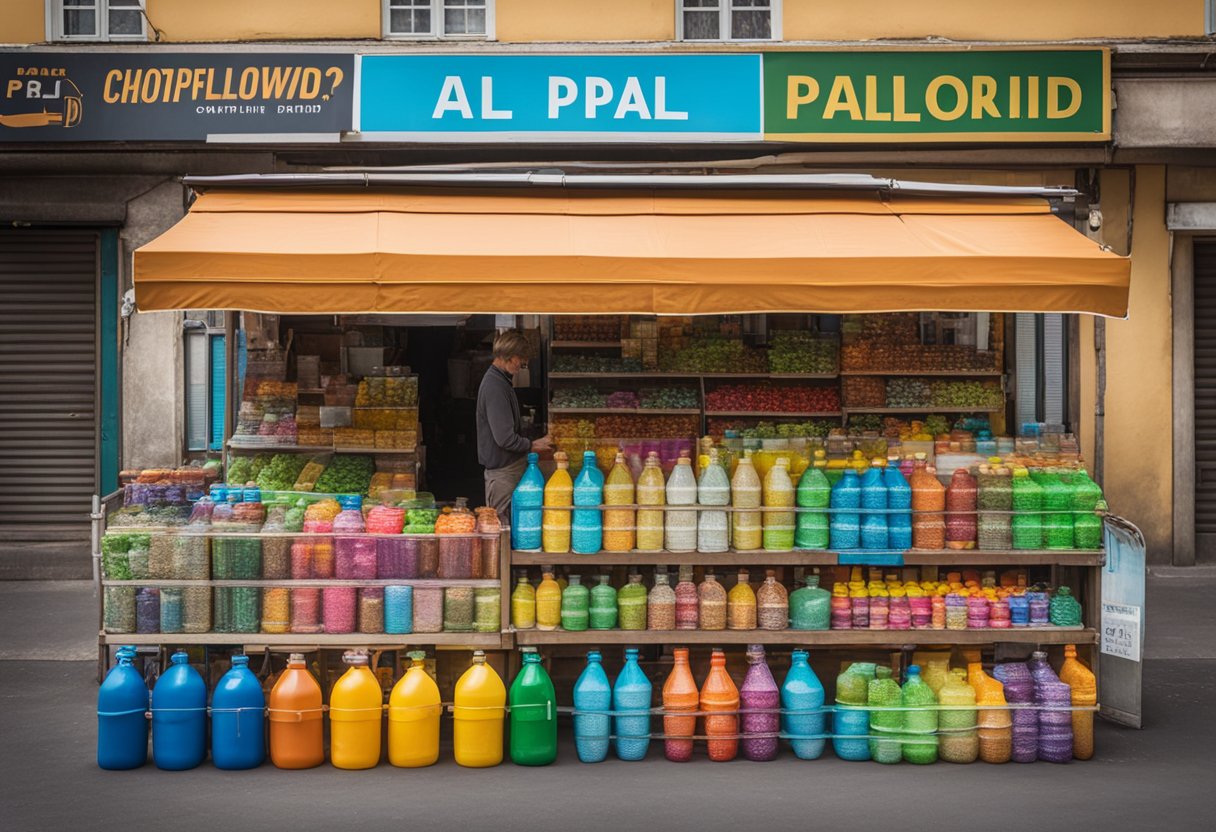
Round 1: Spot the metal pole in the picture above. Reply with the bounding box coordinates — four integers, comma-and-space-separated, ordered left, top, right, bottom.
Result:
1095, 317, 1106, 488
223, 311, 237, 481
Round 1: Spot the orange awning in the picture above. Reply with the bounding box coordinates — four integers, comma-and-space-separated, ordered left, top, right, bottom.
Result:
133, 187, 1130, 317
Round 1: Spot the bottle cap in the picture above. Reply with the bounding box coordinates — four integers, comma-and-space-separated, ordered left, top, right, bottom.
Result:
170, 651, 189, 665
342, 650, 369, 666
587, 650, 602, 662
288, 653, 306, 665
407, 651, 427, 663
231, 654, 249, 668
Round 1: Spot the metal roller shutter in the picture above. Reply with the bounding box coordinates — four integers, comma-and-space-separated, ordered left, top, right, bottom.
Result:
1194, 240, 1216, 558
0, 230, 98, 529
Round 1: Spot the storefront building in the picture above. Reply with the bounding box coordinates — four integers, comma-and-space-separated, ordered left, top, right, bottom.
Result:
2, 1, 1215, 576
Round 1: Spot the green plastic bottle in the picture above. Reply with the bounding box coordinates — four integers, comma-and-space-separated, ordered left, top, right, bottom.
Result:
901, 665, 939, 764
589, 574, 618, 630
795, 458, 831, 550
561, 575, 590, 632
789, 573, 831, 630
868, 666, 903, 764
618, 573, 648, 630
509, 647, 557, 766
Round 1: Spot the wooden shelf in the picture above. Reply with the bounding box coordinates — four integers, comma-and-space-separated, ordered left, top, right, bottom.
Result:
100, 631, 506, 648
512, 549, 1104, 567
550, 341, 622, 348
704, 411, 841, 418
226, 442, 416, 455
840, 370, 1003, 377
548, 372, 837, 381
843, 407, 1004, 415
513, 627, 1096, 647
549, 408, 701, 416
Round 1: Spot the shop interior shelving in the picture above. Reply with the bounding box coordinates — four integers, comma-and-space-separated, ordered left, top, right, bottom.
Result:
513, 627, 1094, 647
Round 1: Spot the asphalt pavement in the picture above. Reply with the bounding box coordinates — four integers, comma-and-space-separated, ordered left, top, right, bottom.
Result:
1, 577, 1214, 832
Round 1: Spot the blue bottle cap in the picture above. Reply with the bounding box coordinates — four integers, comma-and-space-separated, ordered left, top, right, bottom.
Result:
528, 452, 539, 463
170, 651, 190, 665
791, 649, 808, 661
116, 646, 137, 663
586, 650, 602, 662
231, 655, 249, 668
624, 647, 639, 660
907, 664, 921, 677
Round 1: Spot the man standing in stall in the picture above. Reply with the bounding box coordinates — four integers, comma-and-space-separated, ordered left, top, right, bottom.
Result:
476, 329, 552, 519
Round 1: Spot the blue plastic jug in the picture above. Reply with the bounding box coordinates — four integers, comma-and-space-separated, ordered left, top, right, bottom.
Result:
97, 645, 149, 770
572, 451, 604, 554
211, 654, 266, 770
829, 468, 861, 550
511, 453, 545, 550
613, 647, 652, 761
572, 650, 612, 763
151, 651, 208, 770
860, 464, 889, 549
883, 461, 913, 550
781, 649, 826, 760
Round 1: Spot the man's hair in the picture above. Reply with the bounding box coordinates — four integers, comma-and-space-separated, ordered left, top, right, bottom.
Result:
492, 329, 532, 361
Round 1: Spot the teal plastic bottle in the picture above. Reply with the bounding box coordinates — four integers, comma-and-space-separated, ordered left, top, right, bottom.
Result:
509, 647, 557, 766
572, 451, 604, 554
883, 460, 913, 550
97, 645, 149, 770
901, 665, 939, 764
789, 574, 831, 630
781, 649, 826, 760
868, 665, 903, 764
589, 574, 618, 630
829, 468, 862, 549
573, 651, 612, 763
795, 463, 831, 549
511, 453, 545, 550
613, 648, 653, 761
210, 654, 266, 770
860, 464, 889, 550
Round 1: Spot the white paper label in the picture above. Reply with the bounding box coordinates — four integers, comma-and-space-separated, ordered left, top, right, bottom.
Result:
1101, 602, 1142, 663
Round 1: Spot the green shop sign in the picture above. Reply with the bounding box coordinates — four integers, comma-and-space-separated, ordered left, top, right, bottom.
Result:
763, 50, 1109, 142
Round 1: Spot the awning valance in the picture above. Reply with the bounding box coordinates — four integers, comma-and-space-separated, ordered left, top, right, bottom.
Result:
133, 186, 1130, 317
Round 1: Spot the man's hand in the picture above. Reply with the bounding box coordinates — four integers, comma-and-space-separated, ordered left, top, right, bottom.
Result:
530, 434, 553, 453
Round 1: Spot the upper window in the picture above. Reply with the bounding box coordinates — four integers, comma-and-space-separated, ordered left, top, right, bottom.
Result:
384, 0, 495, 39
678, 0, 780, 41
50, 0, 147, 42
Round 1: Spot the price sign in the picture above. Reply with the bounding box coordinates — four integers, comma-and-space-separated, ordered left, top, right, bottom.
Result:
1101, 602, 1142, 663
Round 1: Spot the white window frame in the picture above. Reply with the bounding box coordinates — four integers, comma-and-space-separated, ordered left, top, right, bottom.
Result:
382, 0, 496, 41
676, 0, 782, 42
1207, 0, 1216, 37
47, 0, 148, 42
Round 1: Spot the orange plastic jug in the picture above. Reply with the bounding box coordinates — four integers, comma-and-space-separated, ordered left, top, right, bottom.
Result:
1059, 644, 1097, 760
700, 649, 740, 762
388, 651, 441, 768
453, 650, 507, 768
968, 661, 1012, 764
329, 651, 384, 770
662, 647, 700, 762
267, 653, 324, 769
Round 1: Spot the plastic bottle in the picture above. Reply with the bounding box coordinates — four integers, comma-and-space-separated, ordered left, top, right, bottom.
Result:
542, 453, 573, 553
211, 654, 266, 770
636, 452, 667, 552
968, 661, 1012, 764
535, 570, 562, 631
648, 571, 677, 630
740, 644, 780, 761
561, 574, 590, 632
782, 649, 826, 760
789, 573, 831, 630
511, 452, 545, 550
763, 457, 796, 551
795, 455, 831, 549
388, 651, 441, 768
510, 570, 536, 629
97, 645, 149, 770
674, 564, 699, 630
509, 647, 557, 766
699, 572, 727, 630
613, 647, 653, 761
618, 573, 648, 630
860, 460, 889, 550
572, 450, 605, 554
1011, 469, 1044, 549
701, 648, 740, 762
833, 662, 875, 761
1059, 645, 1097, 760
731, 453, 763, 550
1036, 469, 1075, 549
697, 448, 731, 553
603, 453, 636, 552
573, 650, 612, 763
329, 651, 382, 770
1029, 650, 1074, 763
589, 574, 618, 630
901, 665, 939, 764
993, 661, 1037, 763
756, 569, 789, 630
151, 651, 207, 771
937, 668, 979, 764
977, 464, 1014, 550
454, 650, 506, 768
884, 457, 913, 550
829, 468, 862, 550
1050, 586, 1083, 626
663, 648, 699, 762
911, 455, 946, 549
727, 569, 757, 630
867, 665, 903, 764
665, 453, 698, 552
268, 653, 324, 769
945, 468, 978, 549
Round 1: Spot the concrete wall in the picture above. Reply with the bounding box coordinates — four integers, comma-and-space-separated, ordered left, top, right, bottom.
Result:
146, 0, 379, 42
0, 0, 44, 44
498, 0, 674, 42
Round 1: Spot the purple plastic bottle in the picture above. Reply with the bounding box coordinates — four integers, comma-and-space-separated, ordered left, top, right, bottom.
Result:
993, 661, 1037, 763
740, 644, 780, 762
1028, 651, 1074, 763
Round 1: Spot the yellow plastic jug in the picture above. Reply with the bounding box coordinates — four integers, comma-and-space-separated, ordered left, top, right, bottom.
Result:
542, 452, 573, 553
967, 661, 1012, 764
636, 452, 667, 552
387, 651, 441, 768
453, 650, 507, 768
536, 571, 562, 631
329, 651, 383, 770
511, 570, 537, 629
1059, 644, 1097, 760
